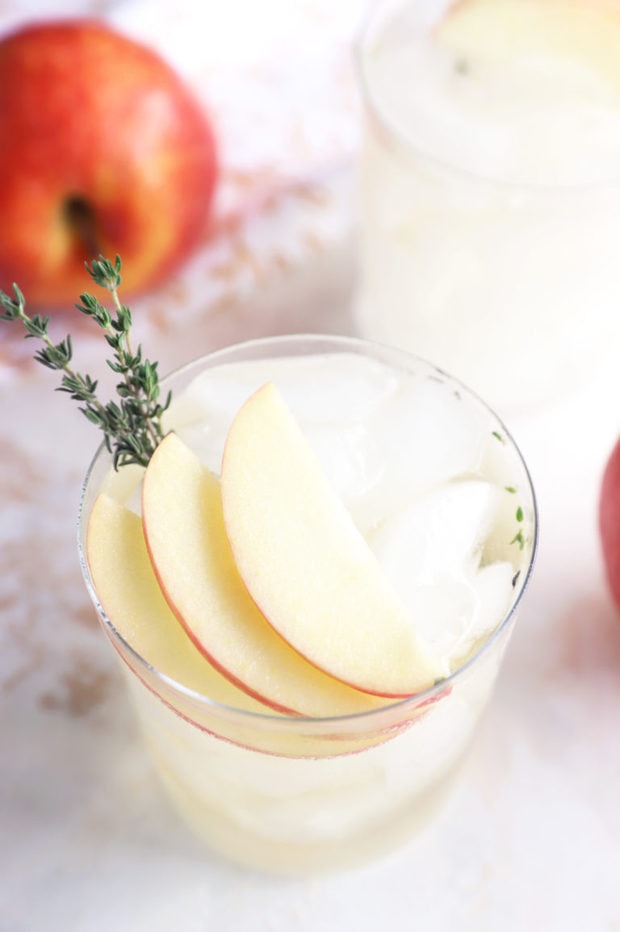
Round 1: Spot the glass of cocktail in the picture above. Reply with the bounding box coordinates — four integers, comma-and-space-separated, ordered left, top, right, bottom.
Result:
78, 333, 536, 874
356, 0, 620, 410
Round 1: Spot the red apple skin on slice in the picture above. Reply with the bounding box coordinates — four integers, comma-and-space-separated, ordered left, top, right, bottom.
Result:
220, 383, 441, 698
86, 494, 268, 713
141, 433, 393, 717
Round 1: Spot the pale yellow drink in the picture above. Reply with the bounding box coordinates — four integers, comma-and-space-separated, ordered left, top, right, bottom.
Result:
79, 335, 536, 874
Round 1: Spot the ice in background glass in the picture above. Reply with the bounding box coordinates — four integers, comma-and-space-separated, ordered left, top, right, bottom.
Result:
79, 335, 536, 874
356, 0, 620, 410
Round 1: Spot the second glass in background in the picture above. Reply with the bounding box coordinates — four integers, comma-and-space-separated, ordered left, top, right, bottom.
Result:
356, 0, 620, 411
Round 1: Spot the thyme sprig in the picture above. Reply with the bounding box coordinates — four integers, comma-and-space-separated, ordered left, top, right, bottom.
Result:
0, 255, 170, 469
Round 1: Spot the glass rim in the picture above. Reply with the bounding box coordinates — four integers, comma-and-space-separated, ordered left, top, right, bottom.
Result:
354, 0, 620, 195
77, 332, 538, 729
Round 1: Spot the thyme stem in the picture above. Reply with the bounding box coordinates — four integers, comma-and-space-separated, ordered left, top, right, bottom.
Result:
0, 255, 171, 469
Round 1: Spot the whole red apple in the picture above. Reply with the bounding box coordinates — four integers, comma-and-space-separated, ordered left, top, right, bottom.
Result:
600, 435, 620, 609
0, 19, 217, 307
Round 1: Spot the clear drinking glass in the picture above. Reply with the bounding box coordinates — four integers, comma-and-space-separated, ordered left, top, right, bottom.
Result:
356, 0, 620, 411
78, 334, 537, 874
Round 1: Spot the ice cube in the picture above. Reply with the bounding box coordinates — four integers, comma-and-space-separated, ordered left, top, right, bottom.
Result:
349, 377, 487, 532
174, 421, 227, 475
100, 463, 144, 511
274, 353, 398, 426
469, 561, 515, 642
301, 422, 373, 502
374, 566, 514, 678
370, 479, 501, 584
167, 353, 399, 484
439, 561, 515, 669
369, 479, 509, 671
177, 353, 397, 433
399, 581, 479, 677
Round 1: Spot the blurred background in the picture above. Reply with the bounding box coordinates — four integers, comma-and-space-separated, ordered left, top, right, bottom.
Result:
0, 0, 370, 376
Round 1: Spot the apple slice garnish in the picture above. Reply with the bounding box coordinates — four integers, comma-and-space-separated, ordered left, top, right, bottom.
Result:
141, 432, 393, 716
437, 0, 620, 84
86, 493, 268, 713
220, 383, 441, 697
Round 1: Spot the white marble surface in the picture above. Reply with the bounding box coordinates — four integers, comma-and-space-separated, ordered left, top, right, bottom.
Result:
2, 1, 620, 929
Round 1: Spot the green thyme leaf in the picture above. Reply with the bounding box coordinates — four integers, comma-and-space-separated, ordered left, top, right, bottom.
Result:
0, 255, 170, 469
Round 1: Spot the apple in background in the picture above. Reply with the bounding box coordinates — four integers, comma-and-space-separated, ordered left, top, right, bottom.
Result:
0, 19, 217, 307
600, 437, 620, 610
221, 383, 441, 698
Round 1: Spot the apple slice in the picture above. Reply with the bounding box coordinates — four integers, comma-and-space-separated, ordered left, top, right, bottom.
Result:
220, 383, 441, 697
437, 0, 620, 87
141, 432, 392, 716
86, 494, 268, 713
